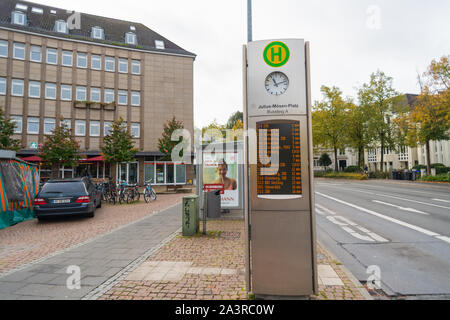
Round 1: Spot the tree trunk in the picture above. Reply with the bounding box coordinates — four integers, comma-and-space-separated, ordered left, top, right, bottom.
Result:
51, 163, 59, 179
334, 148, 339, 172
426, 140, 431, 175
380, 144, 384, 173
110, 162, 117, 184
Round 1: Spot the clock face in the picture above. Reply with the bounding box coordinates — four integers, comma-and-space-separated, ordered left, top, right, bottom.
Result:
265, 72, 289, 96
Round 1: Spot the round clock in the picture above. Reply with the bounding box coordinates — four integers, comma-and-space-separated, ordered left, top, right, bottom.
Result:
265, 72, 289, 96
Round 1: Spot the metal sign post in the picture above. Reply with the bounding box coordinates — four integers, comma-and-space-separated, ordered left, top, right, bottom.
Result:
244, 39, 317, 298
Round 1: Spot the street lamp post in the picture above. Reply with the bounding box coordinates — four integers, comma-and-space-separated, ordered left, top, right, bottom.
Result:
247, 0, 252, 42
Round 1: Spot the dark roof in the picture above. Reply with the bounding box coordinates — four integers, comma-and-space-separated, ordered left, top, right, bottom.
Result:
404, 93, 419, 110
0, 0, 195, 57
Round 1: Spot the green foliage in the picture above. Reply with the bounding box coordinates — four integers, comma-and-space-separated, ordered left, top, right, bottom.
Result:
318, 153, 332, 168
0, 108, 21, 151
40, 120, 81, 169
344, 166, 361, 173
101, 117, 138, 164
226, 111, 243, 129
158, 116, 185, 161
318, 172, 368, 180
420, 174, 450, 183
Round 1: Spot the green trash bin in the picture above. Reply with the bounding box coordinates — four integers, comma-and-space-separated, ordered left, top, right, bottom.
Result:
182, 195, 199, 236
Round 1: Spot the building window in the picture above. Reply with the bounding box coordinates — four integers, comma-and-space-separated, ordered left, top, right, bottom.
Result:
29, 81, 41, 98
144, 162, 186, 185
76, 86, 86, 101
44, 118, 56, 135
77, 52, 87, 68
55, 20, 68, 34
118, 162, 138, 184
13, 43, 25, 60
61, 119, 71, 130
125, 32, 137, 45
90, 121, 100, 137
0, 78, 6, 95
32, 7, 44, 14
105, 57, 115, 72
46, 48, 58, 64
27, 117, 39, 134
91, 55, 101, 70
62, 51, 73, 66
11, 116, 22, 133
91, 27, 105, 40
0, 40, 8, 57
131, 123, 140, 138
155, 40, 165, 50
118, 90, 128, 105
90, 87, 101, 102
11, 79, 24, 96
12, 11, 27, 26
104, 122, 112, 136
30, 45, 42, 62
104, 89, 115, 103
45, 83, 57, 99
131, 92, 140, 106
118, 58, 128, 73
61, 85, 72, 101
75, 120, 86, 136
131, 60, 141, 75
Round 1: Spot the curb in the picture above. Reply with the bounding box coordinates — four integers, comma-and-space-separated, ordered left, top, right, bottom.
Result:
317, 240, 373, 301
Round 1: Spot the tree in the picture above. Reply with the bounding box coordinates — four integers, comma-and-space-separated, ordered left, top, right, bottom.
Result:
158, 116, 185, 161
101, 117, 138, 181
312, 86, 349, 172
345, 103, 372, 171
318, 153, 332, 171
0, 108, 21, 151
226, 111, 243, 130
40, 119, 81, 178
358, 70, 402, 172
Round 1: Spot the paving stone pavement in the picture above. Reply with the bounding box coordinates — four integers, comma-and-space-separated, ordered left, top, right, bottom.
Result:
0, 203, 183, 300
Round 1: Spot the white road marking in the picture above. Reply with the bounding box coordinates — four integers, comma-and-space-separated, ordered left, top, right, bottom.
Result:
316, 203, 337, 215
372, 200, 430, 215
315, 207, 326, 216
432, 199, 450, 203
356, 226, 389, 242
341, 226, 375, 242
327, 187, 450, 210
316, 192, 450, 244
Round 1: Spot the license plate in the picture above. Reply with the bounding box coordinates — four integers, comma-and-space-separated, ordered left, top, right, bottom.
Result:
52, 199, 71, 204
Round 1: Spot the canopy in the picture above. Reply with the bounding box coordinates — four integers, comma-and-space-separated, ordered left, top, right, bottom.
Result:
21, 156, 43, 162
80, 156, 105, 163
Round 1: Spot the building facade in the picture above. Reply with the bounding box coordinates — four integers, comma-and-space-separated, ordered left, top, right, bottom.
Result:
0, 0, 195, 187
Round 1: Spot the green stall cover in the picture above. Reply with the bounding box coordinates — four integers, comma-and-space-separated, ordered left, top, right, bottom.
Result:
0, 159, 39, 230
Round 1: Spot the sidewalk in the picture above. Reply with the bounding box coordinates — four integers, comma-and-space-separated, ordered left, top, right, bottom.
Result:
0, 199, 371, 300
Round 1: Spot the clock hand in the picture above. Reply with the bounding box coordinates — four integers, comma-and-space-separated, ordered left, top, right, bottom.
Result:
272, 78, 278, 87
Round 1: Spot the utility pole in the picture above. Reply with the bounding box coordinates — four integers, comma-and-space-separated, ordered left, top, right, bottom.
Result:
247, 0, 252, 42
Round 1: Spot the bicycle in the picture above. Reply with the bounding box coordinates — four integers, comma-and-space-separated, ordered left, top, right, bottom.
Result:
126, 183, 141, 203
117, 180, 128, 204
143, 180, 157, 203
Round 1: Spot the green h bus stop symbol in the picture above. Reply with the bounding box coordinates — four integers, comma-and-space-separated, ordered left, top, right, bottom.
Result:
263, 41, 290, 67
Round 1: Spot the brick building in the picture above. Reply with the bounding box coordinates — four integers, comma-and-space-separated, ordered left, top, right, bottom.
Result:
0, 0, 195, 187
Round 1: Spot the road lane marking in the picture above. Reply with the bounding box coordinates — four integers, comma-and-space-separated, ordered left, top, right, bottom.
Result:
324, 186, 450, 210
316, 204, 337, 215
341, 226, 375, 242
356, 226, 389, 242
436, 236, 450, 244
316, 192, 441, 238
372, 200, 430, 215
432, 199, 450, 203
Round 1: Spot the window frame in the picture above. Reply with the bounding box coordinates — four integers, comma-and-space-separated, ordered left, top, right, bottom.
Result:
131, 91, 141, 106
12, 11, 26, 26
55, 20, 69, 34
27, 117, 40, 135
91, 54, 102, 70
104, 121, 112, 136
13, 42, 25, 60
118, 90, 128, 105
91, 27, 105, 40
46, 48, 58, 65
130, 123, 140, 138
11, 116, 22, 134
0, 77, 6, 95
0, 40, 8, 58
77, 52, 87, 68
11, 79, 24, 97
61, 50, 73, 67
45, 83, 57, 100
105, 57, 115, 72
131, 60, 141, 75
44, 118, 56, 135
28, 81, 41, 98
125, 32, 137, 45
75, 120, 86, 136
90, 121, 100, 137
61, 85, 72, 101
104, 89, 115, 103
90, 87, 101, 103
30, 45, 42, 62
76, 86, 87, 101
118, 58, 128, 73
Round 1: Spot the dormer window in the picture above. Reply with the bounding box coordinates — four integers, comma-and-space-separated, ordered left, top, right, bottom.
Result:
91, 27, 104, 40
155, 40, 165, 50
55, 20, 69, 34
12, 11, 27, 26
125, 32, 137, 45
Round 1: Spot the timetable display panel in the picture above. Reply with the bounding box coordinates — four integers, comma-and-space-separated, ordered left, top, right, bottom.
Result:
256, 121, 302, 196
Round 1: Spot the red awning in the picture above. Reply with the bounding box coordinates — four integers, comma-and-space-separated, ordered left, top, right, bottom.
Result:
80, 156, 105, 163
21, 156, 43, 162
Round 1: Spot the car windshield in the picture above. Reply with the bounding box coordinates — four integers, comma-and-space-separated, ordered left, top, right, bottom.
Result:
40, 182, 86, 195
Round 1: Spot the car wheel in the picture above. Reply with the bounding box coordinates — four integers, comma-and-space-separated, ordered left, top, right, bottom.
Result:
86, 210, 95, 218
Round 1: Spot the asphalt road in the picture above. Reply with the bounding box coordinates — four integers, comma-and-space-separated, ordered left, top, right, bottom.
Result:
314, 179, 450, 299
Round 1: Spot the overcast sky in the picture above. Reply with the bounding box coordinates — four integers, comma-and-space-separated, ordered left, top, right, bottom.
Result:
30, 0, 450, 128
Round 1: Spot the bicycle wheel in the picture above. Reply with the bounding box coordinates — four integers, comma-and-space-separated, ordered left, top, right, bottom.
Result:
119, 191, 126, 204
151, 190, 157, 201
126, 190, 134, 204
144, 189, 150, 203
